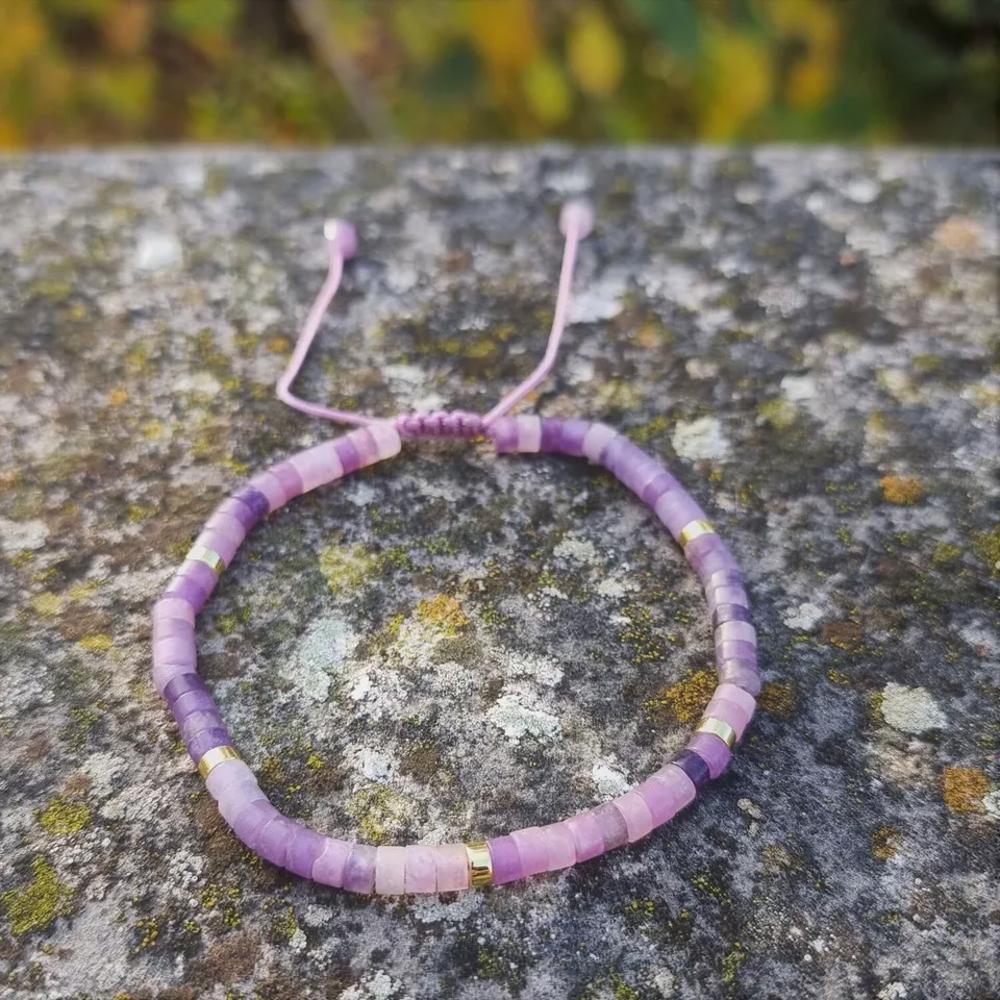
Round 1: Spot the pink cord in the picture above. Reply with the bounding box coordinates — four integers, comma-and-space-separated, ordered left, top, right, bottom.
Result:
275, 201, 594, 429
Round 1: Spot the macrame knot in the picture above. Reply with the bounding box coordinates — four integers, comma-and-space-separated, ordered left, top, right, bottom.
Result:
395, 411, 486, 439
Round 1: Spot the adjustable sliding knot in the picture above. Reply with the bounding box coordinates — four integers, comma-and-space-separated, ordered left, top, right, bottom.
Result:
395, 411, 486, 440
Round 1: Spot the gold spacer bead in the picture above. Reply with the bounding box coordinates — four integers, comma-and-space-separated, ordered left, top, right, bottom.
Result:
465, 841, 493, 889
198, 745, 241, 780
697, 716, 737, 750
678, 519, 716, 548
187, 543, 226, 575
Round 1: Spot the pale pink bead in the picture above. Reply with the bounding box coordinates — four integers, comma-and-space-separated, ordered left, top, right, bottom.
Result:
634, 776, 680, 827
708, 585, 748, 610
717, 682, 757, 717
540, 822, 577, 870
435, 844, 469, 892
613, 790, 654, 843
566, 811, 605, 862
205, 759, 255, 800
510, 827, 549, 876
403, 845, 437, 894
651, 765, 697, 812
203, 512, 246, 551
715, 620, 756, 645
515, 415, 542, 452
153, 596, 195, 625
367, 421, 402, 460
288, 441, 343, 493
312, 837, 352, 887
582, 423, 616, 462
249, 471, 285, 511
374, 846, 407, 895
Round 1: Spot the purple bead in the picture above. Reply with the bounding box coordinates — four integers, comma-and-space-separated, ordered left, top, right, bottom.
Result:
185, 726, 231, 762
553, 419, 588, 456
284, 824, 327, 878
593, 803, 629, 851
171, 689, 217, 721
719, 659, 762, 696
256, 816, 296, 867
716, 639, 756, 663
271, 461, 303, 501
163, 672, 208, 705
687, 732, 732, 779
640, 471, 680, 507
671, 749, 710, 789
487, 835, 523, 885
489, 417, 518, 453
334, 438, 361, 475
152, 616, 194, 644
713, 604, 752, 627
179, 709, 225, 742
230, 799, 278, 848
165, 570, 210, 613
233, 486, 270, 523
539, 418, 564, 453
342, 844, 377, 894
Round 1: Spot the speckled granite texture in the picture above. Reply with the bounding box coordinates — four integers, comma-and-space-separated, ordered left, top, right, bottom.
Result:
0, 148, 998, 1000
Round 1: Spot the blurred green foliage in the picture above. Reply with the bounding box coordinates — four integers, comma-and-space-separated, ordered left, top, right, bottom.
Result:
0, 0, 995, 148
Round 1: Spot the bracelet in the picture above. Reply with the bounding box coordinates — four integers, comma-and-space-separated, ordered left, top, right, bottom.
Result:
153, 202, 761, 895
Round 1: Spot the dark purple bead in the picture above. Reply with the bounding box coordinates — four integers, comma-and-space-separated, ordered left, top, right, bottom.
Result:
486, 835, 523, 885
180, 709, 226, 742
165, 573, 209, 612
284, 824, 327, 878
163, 672, 208, 705
334, 438, 361, 474
671, 749, 710, 789
272, 462, 303, 499
185, 726, 232, 762
539, 419, 563, 452
233, 486, 270, 523
640, 471, 679, 507
557, 419, 591, 456
713, 604, 752, 628
171, 689, 218, 722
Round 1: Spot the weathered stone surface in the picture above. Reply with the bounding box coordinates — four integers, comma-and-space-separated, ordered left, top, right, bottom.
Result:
0, 148, 997, 999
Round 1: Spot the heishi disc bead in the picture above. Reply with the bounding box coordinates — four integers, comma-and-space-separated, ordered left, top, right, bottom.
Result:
231, 799, 279, 847
366, 421, 402, 460
592, 802, 629, 851
565, 810, 605, 862
285, 823, 327, 878
403, 845, 438, 894
514, 414, 542, 452
153, 596, 195, 626
256, 816, 297, 867
651, 765, 697, 812
687, 732, 732, 779
634, 776, 681, 827
510, 827, 549, 876
612, 790, 655, 843
540, 822, 577, 870
581, 423, 616, 462
485, 836, 523, 885
375, 845, 407, 895
435, 844, 470, 892
269, 461, 304, 503
342, 844, 377, 894
287, 441, 343, 493
248, 470, 286, 511
312, 838, 353, 887
490, 417, 519, 453
718, 659, 762, 696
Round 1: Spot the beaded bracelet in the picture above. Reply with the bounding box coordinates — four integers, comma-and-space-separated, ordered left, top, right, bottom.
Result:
153, 202, 760, 895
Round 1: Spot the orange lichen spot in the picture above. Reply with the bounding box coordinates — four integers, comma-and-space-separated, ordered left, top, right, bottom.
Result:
821, 619, 863, 652
941, 767, 989, 814
880, 475, 926, 506
872, 825, 901, 860
417, 594, 468, 637
646, 669, 717, 726
266, 335, 292, 354
108, 387, 128, 406
759, 682, 795, 719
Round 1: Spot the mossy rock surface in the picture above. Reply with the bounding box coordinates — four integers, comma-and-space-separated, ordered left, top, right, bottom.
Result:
0, 148, 997, 998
